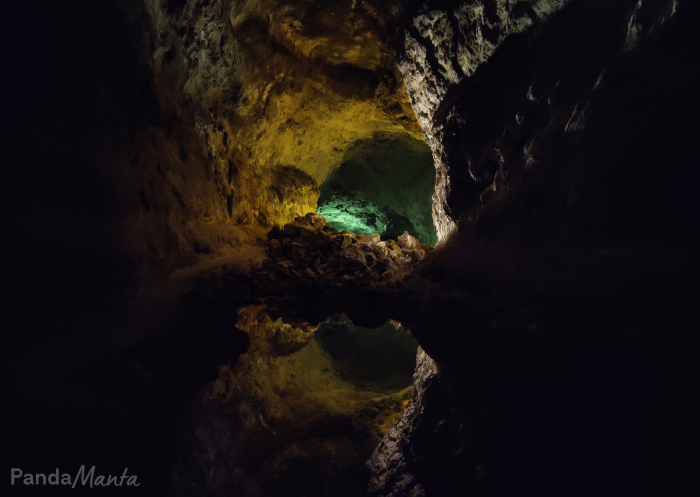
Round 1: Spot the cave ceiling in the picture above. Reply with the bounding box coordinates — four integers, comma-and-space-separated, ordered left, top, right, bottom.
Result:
149, 0, 422, 212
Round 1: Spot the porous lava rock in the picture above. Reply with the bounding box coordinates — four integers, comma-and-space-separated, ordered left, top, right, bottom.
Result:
399, 0, 576, 240
141, 0, 426, 243
7, 1, 700, 496
5, 0, 431, 290
265, 213, 428, 288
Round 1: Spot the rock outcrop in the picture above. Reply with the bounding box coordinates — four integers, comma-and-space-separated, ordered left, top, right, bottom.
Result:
186, 213, 430, 330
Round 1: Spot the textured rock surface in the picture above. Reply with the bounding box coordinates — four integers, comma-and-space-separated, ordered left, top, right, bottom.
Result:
400, 0, 568, 133
264, 213, 428, 289
4, 0, 430, 290
399, 0, 575, 241
141, 0, 425, 238
366, 0, 700, 495
186, 213, 430, 330
367, 348, 468, 497
4, 4, 431, 493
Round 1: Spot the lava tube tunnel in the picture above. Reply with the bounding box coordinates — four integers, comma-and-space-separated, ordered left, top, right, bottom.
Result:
9, 1, 700, 497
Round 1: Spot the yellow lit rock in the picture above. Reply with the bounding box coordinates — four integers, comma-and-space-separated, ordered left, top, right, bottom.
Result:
212, 305, 411, 441
136, 0, 426, 268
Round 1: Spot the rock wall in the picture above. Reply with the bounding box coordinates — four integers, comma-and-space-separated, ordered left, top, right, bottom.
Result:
134, 0, 426, 262
399, 0, 576, 241
136, 0, 441, 275
369, 0, 700, 495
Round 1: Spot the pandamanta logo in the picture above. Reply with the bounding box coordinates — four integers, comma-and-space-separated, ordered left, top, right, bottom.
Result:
11, 466, 140, 488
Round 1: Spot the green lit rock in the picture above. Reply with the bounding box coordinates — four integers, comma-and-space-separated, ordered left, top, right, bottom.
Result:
317, 134, 438, 245
317, 187, 417, 241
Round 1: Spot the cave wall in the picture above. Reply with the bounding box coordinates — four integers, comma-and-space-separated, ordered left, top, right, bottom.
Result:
399, 0, 700, 346
125, 0, 430, 280
398, 0, 576, 241
138, 0, 426, 254
369, 0, 700, 495
402, 0, 695, 247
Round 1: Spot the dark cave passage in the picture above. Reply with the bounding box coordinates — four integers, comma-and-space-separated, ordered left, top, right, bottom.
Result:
317, 135, 438, 246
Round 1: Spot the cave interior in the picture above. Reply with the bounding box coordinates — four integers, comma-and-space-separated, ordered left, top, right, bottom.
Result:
3, 0, 700, 496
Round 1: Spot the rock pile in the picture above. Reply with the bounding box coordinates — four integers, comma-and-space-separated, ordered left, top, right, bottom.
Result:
262, 213, 430, 289
185, 212, 431, 334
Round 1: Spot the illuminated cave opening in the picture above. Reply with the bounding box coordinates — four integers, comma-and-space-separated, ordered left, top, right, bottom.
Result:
317, 135, 438, 246
315, 319, 419, 392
